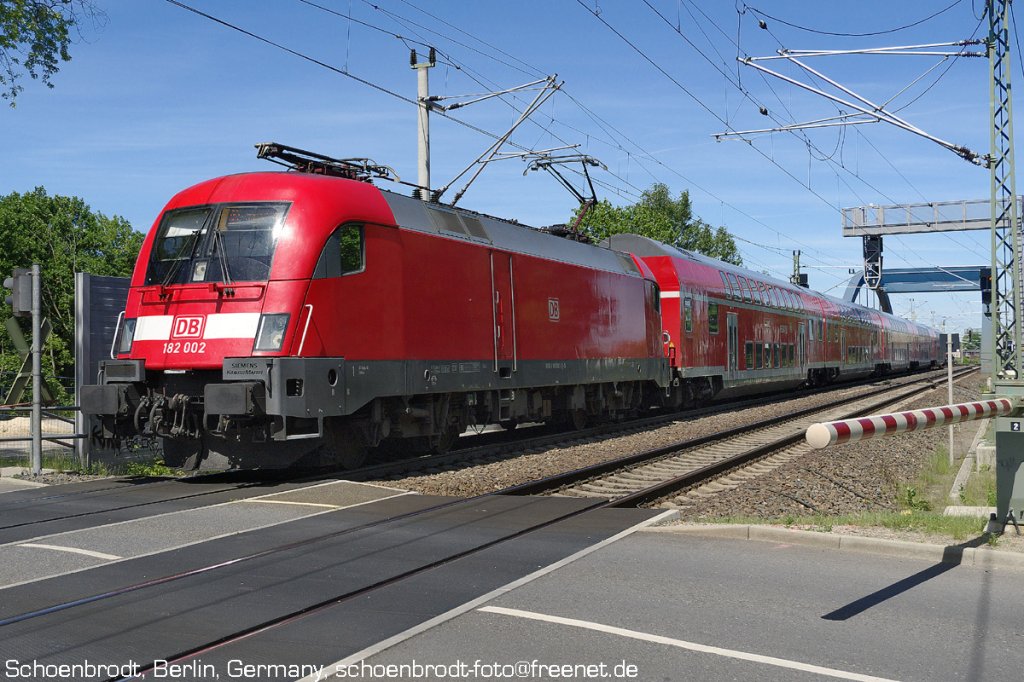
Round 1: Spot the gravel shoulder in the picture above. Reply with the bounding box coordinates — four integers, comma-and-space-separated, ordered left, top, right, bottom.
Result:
370, 373, 960, 499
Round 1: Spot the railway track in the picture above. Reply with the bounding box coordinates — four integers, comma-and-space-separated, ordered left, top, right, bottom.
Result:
0, 368, 963, 543
353, 366, 968, 484
0, 368, 976, 677
504, 366, 979, 508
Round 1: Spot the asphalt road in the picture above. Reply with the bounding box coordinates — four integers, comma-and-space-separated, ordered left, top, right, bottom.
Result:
348, 531, 1024, 682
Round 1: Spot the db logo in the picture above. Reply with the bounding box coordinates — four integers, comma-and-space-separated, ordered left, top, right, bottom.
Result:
171, 315, 205, 339
548, 298, 560, 321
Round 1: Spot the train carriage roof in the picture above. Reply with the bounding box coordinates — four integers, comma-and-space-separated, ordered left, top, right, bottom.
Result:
606, 233, 939, 337
382, 190, 653, 280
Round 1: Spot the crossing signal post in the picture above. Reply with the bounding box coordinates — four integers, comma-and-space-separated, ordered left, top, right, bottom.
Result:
3, 264, 42, 475
980, 266, 992, 314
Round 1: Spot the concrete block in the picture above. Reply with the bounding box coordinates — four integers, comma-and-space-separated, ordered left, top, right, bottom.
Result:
976, 444, 996, 471
652, 523, 750, 539
943, 505, 995, 518
646, 510, 681, 526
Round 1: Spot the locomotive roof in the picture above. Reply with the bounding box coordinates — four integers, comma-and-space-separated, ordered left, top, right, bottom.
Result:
157, 172, 653, 283
380, 188, 649, 279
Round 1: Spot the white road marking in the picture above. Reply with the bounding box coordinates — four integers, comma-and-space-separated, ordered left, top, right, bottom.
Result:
17, 543, 122, 561
297, 510, 679, 682
0, 488, 414, 591
479, 606, 899, 682
244, 500, 341, 509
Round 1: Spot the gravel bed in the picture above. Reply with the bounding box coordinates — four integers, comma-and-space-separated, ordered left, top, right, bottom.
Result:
369, 372, 957, 498
9, 471, 112, 485
675, 376, 985, 521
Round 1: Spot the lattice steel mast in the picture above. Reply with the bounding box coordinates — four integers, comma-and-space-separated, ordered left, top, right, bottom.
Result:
988, 0, 1021, 380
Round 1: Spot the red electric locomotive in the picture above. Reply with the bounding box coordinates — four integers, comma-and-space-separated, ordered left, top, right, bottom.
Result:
83, 159, 670, 469
609, 234, 941, 406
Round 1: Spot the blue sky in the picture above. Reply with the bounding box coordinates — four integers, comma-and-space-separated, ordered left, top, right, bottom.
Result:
0, 0, 1005, 332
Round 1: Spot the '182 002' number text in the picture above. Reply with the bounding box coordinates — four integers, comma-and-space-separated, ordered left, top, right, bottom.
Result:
163, 341, 206, 354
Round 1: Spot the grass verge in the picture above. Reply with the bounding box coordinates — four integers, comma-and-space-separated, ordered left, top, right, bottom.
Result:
708, 511, 988, 543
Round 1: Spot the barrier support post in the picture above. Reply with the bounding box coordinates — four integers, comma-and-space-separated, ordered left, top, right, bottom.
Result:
994, 414, 1024, 532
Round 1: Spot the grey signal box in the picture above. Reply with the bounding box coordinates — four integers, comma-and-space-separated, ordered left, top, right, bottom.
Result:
3, 268, 31, 317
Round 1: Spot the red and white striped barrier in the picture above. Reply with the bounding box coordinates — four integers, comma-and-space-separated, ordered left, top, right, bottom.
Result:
805, 399, 1013, 449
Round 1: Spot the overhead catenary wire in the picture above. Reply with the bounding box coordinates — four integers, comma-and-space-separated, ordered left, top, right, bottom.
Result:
165, 0, 637, 205
745, 0, 966, 38
344, 0, 859, 278
621, 1, 990, 291
574, 1, 853, 269
728, 5, 991, 266
169, 0, 864, 285
308, 0, 831, 275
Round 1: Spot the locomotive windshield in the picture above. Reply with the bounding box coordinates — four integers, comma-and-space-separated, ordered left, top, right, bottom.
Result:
145, 202, 290, 285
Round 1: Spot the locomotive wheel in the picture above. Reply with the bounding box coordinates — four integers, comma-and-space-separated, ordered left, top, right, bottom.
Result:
499, 419, 518, 431
431, 421, 461, 454
161, 437, 203, 471
570, 408, 587, 431
325, 420, 369, 470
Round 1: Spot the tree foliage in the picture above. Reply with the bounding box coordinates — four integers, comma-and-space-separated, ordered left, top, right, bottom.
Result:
572, 183, 743, 266
961, 328, 980, 352
0, 0, 102, 105
0, 187, 142, 399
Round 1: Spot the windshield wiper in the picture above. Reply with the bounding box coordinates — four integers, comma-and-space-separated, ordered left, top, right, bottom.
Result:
160, 230, 202, 287
210, 228, 233, 285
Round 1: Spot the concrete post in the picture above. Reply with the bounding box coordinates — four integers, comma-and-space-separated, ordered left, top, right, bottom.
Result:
411, 49, 435, 200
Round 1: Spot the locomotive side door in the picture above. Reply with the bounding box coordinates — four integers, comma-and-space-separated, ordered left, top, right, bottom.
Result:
490, 251, 517, 378
726, 312, 739, 379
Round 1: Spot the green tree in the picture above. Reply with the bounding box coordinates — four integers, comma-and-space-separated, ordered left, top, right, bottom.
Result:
0, 0, 103, 105
0, 187, 143, 400
573, 183, 743, 265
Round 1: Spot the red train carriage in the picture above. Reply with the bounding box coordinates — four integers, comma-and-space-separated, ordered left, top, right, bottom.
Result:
82, 172, 670, 469
607, 235, 940, 406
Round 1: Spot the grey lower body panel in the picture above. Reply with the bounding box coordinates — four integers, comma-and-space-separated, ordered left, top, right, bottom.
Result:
227, 356, 670, 418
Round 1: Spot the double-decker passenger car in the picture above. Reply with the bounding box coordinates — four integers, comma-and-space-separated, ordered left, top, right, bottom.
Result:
609, 234, 941, 407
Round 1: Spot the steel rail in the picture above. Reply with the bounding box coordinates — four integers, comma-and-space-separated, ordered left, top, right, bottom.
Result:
603, 367, 978, 508
351, 366, 963, 483
0, 369, 973, 677
503, 367, 976, 499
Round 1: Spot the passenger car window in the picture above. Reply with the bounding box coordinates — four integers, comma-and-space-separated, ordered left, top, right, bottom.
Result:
727, 273, 740, 300
738, 277, 752, 303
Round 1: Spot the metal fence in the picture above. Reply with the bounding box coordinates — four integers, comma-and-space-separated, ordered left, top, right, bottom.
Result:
0, 404, 163, 471
0, 404, 82, 469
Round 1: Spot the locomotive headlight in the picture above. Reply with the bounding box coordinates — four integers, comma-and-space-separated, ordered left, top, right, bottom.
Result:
254, 313, 290, 352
